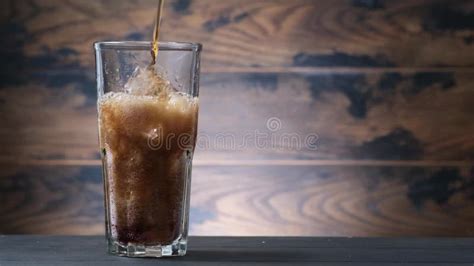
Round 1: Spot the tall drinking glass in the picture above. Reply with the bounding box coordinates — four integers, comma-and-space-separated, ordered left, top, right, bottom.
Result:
94, 41, 201, 257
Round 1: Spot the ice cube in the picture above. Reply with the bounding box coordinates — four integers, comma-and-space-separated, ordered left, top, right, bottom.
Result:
124, 65, 172, 97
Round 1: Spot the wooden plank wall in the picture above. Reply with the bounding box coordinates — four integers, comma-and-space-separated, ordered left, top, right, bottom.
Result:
0, 0, 473, 236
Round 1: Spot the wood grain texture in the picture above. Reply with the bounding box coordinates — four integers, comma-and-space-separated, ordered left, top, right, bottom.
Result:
0, 165, 473, 236
196, 71, 474, 161
1, 0, 473, 162
1, 0, 473, 237
1, 236, 474, 265
1, 71, 473, 162
1, 0, 473, 70
0, 166, 103, 234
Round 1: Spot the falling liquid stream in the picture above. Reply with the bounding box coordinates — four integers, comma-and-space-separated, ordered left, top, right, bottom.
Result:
151, 0, 165, 65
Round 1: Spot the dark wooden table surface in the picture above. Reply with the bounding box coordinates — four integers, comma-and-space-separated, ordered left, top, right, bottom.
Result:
1, 236, 474, 265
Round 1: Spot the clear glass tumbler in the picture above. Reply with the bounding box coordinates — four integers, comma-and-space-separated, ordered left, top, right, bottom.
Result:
94, 41, 201, 257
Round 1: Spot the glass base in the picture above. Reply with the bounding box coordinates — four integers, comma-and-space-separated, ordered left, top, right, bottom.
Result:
107, 239, 187, 257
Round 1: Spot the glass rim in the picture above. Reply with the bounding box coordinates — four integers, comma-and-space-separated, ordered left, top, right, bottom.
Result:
94, 41, 202, 52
